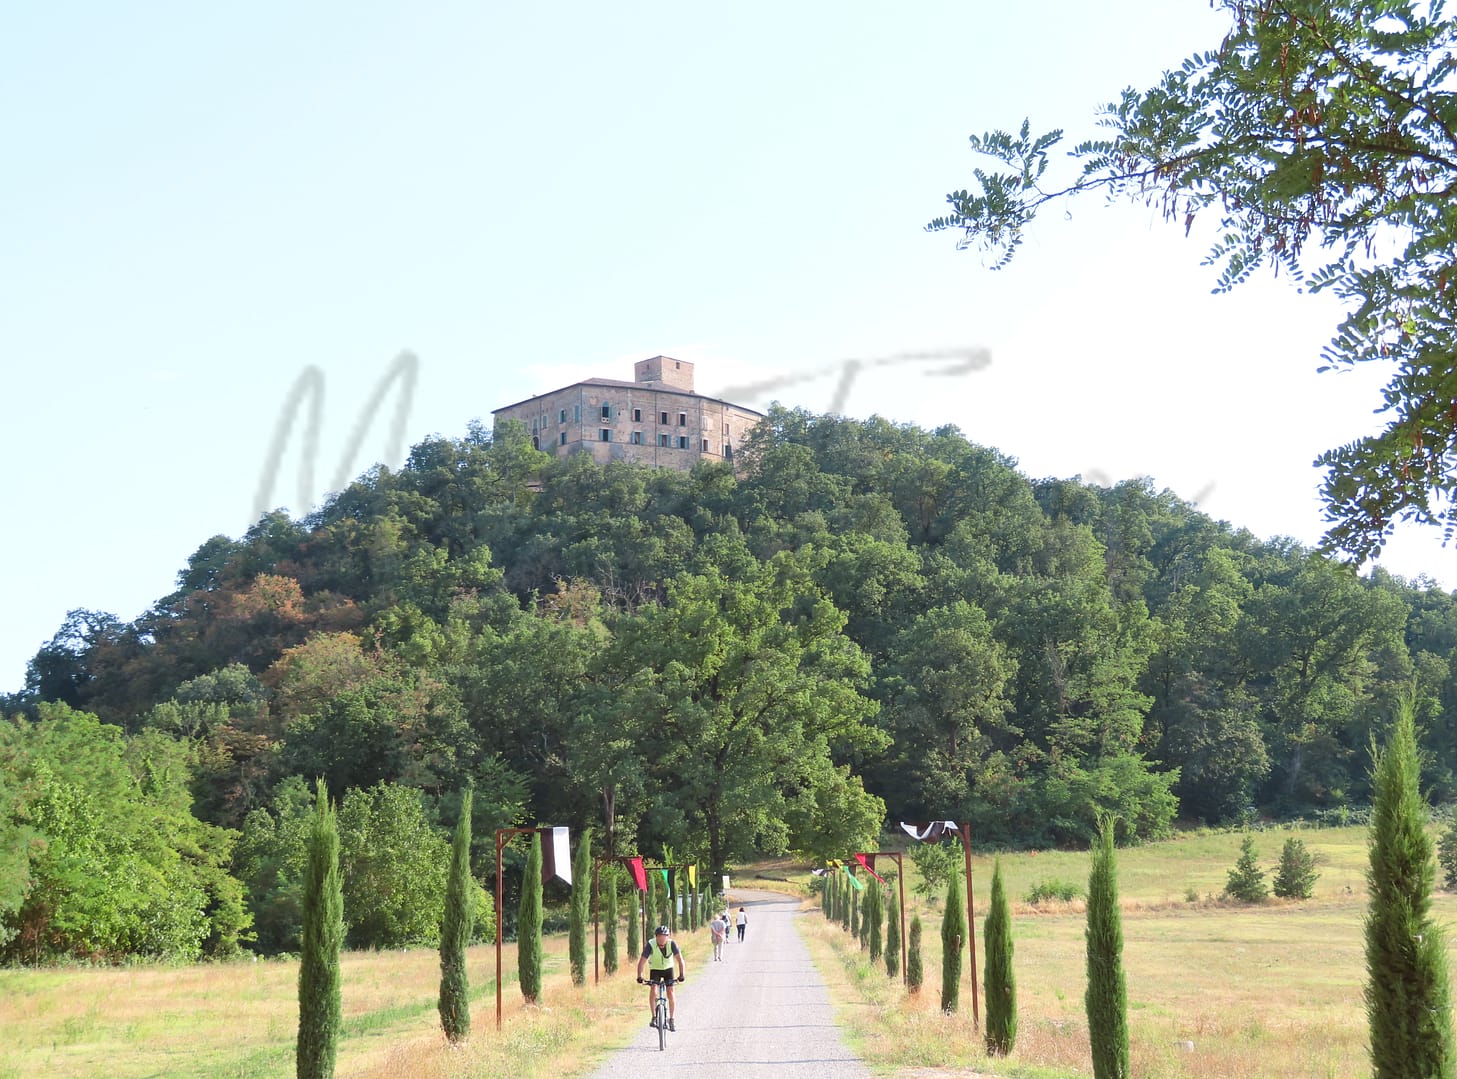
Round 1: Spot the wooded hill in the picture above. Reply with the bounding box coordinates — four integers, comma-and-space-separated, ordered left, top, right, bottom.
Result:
5, 406, 1455, 961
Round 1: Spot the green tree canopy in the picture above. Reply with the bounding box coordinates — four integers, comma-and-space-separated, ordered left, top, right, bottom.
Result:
930, 0, 1457, 564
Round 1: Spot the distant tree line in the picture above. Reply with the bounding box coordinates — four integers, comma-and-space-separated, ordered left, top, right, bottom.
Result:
4, 406, 1456, 959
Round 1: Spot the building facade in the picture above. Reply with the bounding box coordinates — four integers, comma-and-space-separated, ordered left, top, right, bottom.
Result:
491, 356, 763, 471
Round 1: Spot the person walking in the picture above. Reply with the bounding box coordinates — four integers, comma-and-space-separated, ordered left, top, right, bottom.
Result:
709, 914, 726, 961
735, 907, 748, 942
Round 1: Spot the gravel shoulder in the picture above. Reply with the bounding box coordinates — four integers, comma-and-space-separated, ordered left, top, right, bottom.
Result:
587, 887, 873, 1079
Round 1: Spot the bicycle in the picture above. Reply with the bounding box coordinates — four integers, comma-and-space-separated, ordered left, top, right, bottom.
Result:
637, 976, 682, 1051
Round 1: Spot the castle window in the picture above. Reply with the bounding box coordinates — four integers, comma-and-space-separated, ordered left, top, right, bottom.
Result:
560, 432, 567, 445
659, 411, 669, 425
633, 408, 642, 422
658, 433, 670, 447
574, 404, 581, 422
701, 438, 709, 451
678, 413, 687, 426
725, 444, 733, 461
560, 408, 567, 423
601, 403, 611, 420
677, 436, 688, 449
599, 429, 611, 442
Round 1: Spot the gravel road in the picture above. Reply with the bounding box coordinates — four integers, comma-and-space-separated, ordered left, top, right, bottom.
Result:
587, 888, 872, 1079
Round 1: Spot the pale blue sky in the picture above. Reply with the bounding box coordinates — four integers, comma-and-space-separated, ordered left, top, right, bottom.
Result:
3, 1, 1448, 692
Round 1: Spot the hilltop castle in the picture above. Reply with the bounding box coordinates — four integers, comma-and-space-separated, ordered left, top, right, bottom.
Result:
491, 356, 763, 471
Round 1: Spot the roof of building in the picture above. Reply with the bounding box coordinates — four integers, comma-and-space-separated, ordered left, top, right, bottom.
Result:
492, 377, 763, 417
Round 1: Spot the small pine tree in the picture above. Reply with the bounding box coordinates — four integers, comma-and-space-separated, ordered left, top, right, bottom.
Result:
297, 779, 342, 1079
1272, 837, 1319, 900
1085, 816, 1129, 1079
850, 884, 861, 941
438, 788, 474, 1044
1366, 696, 1456, 1078
1438, 822, 1457, 891
941, 867, 966, 1014
603, 870, 619, 975
984, 859, 1017, 1056
907, 914, 924, 993
518, 833, 544, 1004
885, 882, 901, 979
1225, 835, 1269, 902
569, 828, 593, 987
867, 882, 883, 964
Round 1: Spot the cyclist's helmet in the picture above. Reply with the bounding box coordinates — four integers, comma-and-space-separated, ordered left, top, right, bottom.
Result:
654, 925, 670, 936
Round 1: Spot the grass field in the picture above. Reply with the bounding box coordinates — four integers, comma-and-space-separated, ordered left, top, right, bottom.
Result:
798, 824, 1456, 1078
0, 825, 1446, 1078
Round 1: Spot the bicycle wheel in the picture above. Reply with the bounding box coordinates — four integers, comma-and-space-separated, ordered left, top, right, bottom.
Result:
656, 999, 667, 1051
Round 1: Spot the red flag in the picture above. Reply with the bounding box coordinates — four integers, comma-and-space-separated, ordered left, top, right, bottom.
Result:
854, 852, 886, 884
627, 856, 648, 893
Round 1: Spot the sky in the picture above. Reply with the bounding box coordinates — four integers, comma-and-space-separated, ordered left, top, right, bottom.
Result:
3, 1, 1452, 694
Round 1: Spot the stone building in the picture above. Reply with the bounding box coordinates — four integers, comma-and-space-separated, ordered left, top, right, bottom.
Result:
491, 356, 763, 471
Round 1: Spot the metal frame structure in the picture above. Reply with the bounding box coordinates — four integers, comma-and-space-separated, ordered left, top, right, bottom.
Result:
854, 851, 908, 983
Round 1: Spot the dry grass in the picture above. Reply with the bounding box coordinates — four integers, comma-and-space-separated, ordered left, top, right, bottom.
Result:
0, 828, 1443, 1079
0, 918, 715, 1079
796, 825, 1457, 1079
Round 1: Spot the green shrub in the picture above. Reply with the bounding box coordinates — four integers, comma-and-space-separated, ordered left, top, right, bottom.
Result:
1272, 837, 1319, 900
1025, 879, 1084, 904
1438, 823, 1457, 890
1224, 835, 1268, 902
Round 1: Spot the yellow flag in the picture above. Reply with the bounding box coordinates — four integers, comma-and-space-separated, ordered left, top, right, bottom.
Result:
688, 864, 698, 888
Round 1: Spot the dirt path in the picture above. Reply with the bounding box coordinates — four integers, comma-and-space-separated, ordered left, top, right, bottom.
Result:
587, 887, 872, 1078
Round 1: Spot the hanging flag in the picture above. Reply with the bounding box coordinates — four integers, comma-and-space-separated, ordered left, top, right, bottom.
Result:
842, 865, 864, 891
659, 868, 673, 897
810, 868, 829, 877
899, 821, 960, 843
854, 852, 886, 884
688, 864, 697, 889
627, 856, 648, 893
540, 826, 573, 885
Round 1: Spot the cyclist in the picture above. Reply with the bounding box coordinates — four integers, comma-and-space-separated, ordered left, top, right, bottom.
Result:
636, 924, 686, 1030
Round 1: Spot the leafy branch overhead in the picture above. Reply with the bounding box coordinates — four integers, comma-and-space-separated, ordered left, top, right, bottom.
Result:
928, 0, 1457, 564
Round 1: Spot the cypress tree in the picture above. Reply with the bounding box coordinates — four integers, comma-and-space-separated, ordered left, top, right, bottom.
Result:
984, 858, 1017, 1056
690, 874, 699, 930
840, 877, 852, 931
518, 833, 544, 1005
885, 882, 901, 979
1085, 816, 1129, 1079
569, 827, 593, 987
941, 867, 966, 1014
867, 882, 883, 964
626, 883, 641, 964
1366, 696, 1455, 1079
438, 787, 474, 1044
604, 869, 619, 975
824, 873, 835, 920
850, 884, 861, 941
297, 779, 342, 1079
907, 914, 923, 994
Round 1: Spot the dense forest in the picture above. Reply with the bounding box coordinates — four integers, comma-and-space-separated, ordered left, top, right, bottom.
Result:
4, 407, 1456, 962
